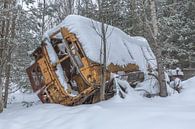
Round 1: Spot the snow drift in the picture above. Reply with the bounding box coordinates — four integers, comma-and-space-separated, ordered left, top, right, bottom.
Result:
0, 77, 195, 129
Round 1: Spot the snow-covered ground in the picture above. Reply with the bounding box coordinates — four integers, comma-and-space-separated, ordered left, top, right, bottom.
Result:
0, 77, 195, 129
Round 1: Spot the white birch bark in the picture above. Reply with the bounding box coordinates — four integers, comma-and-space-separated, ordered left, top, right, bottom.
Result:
149, 0, 167, 97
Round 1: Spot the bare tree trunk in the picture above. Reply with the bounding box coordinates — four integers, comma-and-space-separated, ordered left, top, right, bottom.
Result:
3, 8, 17, 108
97, 0, 107, 100
149, 0, 167, 97
0, 23, 4, 112
100, 22, 107, 101
41, 0, 46, 36
68, 0, 74, 14
0, 77, 3, 112
76, 0, 81, 15
3, 54, 11, 108
189, 54, 192, 69
0, 0, 10, 113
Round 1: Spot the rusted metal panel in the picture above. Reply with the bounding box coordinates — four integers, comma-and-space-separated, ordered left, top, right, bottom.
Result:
37, 57, 53, 84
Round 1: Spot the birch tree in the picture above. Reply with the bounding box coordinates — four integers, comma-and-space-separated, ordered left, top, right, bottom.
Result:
3, 4, 17, 107
148, 0, 167, 97
0, 0, 42, 109
96, 0, 107, 101
0, 74, 2, 112
0, 0, 11, 112
0, 0, 21, 108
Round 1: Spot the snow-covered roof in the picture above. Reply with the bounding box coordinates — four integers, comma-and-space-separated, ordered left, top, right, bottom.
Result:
44, 15, 156, 71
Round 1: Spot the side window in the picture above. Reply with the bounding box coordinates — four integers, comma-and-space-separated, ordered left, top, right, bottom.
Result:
70, 43, 84, 68
33, 65, 44, 87
28, 63, 45, 91
51, 39, 84, 69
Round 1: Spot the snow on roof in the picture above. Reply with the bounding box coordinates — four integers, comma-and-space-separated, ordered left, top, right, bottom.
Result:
44, 15, 156, 71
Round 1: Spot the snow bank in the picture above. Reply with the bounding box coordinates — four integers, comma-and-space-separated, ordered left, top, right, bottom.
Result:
1, 77, 195, 129
44, 15, 156, 71
178, 76, 195, 102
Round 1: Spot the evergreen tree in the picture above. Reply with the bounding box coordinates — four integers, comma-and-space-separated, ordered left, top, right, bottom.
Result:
158, 0, 195, 68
